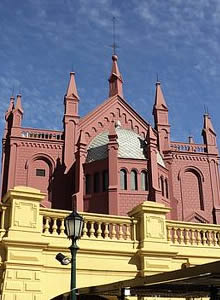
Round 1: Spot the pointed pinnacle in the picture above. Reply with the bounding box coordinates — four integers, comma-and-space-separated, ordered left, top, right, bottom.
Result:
66, 72, 79, 99
15, 94, 23, 112
154, 81, 168, 109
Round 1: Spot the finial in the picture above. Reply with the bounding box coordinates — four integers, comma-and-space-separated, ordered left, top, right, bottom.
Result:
110, 16, 119, 55
204, 105, 209, 116
156, 73, 160, 85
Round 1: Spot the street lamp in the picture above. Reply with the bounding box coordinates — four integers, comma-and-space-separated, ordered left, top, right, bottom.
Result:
65, 211, 84, 300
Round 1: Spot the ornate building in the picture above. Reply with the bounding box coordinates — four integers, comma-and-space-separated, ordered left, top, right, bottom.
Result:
1, 55, 220, 223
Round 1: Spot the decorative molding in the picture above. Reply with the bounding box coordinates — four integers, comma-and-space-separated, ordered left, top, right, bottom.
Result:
13, 201, 38, 228
146, 216, 165, 239
20, 141, 63, 150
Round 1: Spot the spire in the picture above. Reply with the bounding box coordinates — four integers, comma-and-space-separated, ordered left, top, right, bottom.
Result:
15, 94, 23, 113
5, 96, 15, 120
202, 113, 218, 154
152, 81, 170, 152
108, 55, 123, 98
203, 113, 216, 135
66, 72, 79, 99
153, 81, 168, 110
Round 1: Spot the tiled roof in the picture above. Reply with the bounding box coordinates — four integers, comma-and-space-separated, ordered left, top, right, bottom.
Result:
86, 128, 165, 167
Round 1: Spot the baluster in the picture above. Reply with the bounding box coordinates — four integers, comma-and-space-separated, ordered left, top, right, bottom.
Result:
111, 223, 116, 240
119, 224, 124, 240
96, 222, 102, 239
206, 230, 211, 246
0, 206, 6, 230
132, 219, 137, 242
82, 220, 88, 237
179, 228, 184, 244
89, 221, 95, 238
43, 216, 50, 234
191, 229, 196, 245
217, 231, 220, 246
201, 230, 207, 245
167, 226, 171, 242
173, 227, 178, 244
196, 229, 202, 245
52, 218, 58, 235
60, 218, 65, 236
212, 231, 217, 246
184, 229, 189, 245
125, 224, 130, 240
104, 223, 109, 239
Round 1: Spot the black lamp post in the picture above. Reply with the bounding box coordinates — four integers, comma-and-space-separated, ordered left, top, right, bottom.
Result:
65, 211, 84, 300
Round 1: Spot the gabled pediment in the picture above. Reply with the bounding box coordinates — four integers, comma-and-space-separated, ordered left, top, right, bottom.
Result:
78, 95, 149, 144
186, 211, 209, 224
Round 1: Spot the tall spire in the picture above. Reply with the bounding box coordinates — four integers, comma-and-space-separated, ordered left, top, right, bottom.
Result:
63, 72, 80, 170
5, 96, 15, 121
66, 72, 79, 99
108, 55, 123, 98
202, 113, 218, 154
152, 81, 170, 152
154, 81, 168, 110
15, 94, 23, 113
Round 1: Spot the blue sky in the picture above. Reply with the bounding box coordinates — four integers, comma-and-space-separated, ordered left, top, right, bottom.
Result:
1, 0, 220, 144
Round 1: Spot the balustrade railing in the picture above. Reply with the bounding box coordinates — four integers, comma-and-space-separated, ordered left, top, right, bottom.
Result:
40, 208, 137, 242
170, 142, 206, 153
167, 220, 220, 247
21, 128, 64, 141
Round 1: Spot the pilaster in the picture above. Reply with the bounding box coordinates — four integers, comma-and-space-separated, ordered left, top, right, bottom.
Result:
1, 186, 47, 300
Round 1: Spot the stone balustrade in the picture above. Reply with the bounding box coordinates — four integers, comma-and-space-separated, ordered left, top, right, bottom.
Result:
2, 186, 220, 300
170, 142, 206, 153
40, 208, 137, 241
167, 220, 220, 246
21, 128, 64, 141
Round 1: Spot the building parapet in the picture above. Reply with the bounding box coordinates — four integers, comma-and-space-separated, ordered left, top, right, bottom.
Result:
21, 128, 64, 141
170, 142, 206, 153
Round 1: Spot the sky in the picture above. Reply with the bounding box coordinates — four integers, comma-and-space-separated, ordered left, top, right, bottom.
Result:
1, 0, 220, 144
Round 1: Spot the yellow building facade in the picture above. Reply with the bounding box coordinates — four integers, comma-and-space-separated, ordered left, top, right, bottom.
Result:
1, 186, 220, 300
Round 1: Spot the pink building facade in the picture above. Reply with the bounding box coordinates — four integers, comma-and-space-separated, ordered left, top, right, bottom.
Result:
1, 55, 220, 223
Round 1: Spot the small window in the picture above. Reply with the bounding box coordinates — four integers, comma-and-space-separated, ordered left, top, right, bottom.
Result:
94, 173, 100, 193
120, 169, 127, 190
131, 170, 138, 190
102, 170, 108, 192
36, 169, 45, 177
160, 176, 164, 197
141, 171, 149, 191
165, 178, 169, 198
85, 174, 91, 194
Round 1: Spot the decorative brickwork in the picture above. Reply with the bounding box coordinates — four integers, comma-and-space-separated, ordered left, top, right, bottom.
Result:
1, 55, 220, 223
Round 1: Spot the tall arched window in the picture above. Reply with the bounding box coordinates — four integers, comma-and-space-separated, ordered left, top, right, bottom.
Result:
120, 169, 127, 190
141, 171, 149, 191
131, 170, 138, 190
165, 178, 169, 198
160, 176, 164, 197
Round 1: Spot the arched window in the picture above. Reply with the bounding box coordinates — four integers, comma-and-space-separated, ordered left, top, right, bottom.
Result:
141, 171, 149, 191
120, 169, 127, 190
85, 174, 91, 194
94, 172, 100, 193
102, 170, 108, 192
165, 178, 169, 198
160, 176, 164, 197
131, 170, 138, 190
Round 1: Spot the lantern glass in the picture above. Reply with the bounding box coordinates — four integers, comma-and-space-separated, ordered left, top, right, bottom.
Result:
65, 211, 83, 239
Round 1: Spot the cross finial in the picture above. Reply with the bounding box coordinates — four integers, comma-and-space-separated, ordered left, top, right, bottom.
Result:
111, 16, 119, 55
